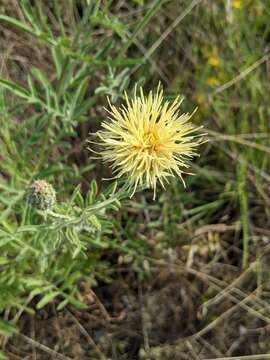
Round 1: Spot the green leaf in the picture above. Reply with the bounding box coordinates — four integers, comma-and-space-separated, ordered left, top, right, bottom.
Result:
17, 225, 41, 233
90, 10, 125, 37
51, 46, 65, 79
86, 180, 98, 205
27, 75, 38, 98
0, 79, 30, 100
0, 351, 8, 360
57, 298, 68, 311
69, 184, 83, 208
0, 14, 56, 45
0, 257, 9, 266
0, 15, 34, 36
30, 285, 54, 298
36, 291, 59, 309
0, 319, 16, 337
88, 215, 101, 231
68, 77, 90, 119
31, 68, 51, 89
21, 0, 40, 32
66, 296, 87, 310
74, 190, 85, 209
23, 277, 45, 288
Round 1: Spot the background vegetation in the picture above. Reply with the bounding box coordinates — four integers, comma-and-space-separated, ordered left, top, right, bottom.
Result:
0, 0, 270, 359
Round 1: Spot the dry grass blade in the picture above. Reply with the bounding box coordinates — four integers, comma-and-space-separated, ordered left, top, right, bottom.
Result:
66, 309, 103, 356
131, 0, 203, 75
190, 292, 255, 341
203, 354, 270, 360
207, 129, 270, 155
17, 333, 72, 360
211, 52, 270, 96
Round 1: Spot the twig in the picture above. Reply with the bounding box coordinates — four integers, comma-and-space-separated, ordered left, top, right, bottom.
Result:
17, 333, 72, 360
211, 52, 270, 96
203, 354, 270, 360
186, 340, 202, 360
89, 289, 111, 321
66, 309, 103, 355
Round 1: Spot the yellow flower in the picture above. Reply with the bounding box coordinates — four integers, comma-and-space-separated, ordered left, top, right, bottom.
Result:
206, 77, 220, 86
232, 0, 242, 9
207, 57, 220, 67
94, 85, 204, 199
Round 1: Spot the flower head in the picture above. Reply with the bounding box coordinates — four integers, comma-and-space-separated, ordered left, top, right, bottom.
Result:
26, 180, 56, 210
94, 85, 204, 198
232, 0, 242, 9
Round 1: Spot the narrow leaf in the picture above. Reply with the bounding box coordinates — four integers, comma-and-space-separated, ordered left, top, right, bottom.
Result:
0, 79, 30, 100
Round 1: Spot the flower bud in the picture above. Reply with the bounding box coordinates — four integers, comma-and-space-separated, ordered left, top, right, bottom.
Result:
26, 180, 56, 211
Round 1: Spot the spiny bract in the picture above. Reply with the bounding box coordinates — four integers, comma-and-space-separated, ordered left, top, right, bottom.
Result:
95, 85, 204, 199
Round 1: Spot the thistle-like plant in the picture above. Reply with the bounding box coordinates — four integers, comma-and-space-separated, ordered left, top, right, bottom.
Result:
26, 180, 56, 211
0, 1, 206, 349
93, 85, 204, 198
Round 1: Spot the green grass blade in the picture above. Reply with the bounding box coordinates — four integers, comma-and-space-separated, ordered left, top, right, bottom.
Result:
117, 0, 164, 59
238, 156, 250, 269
